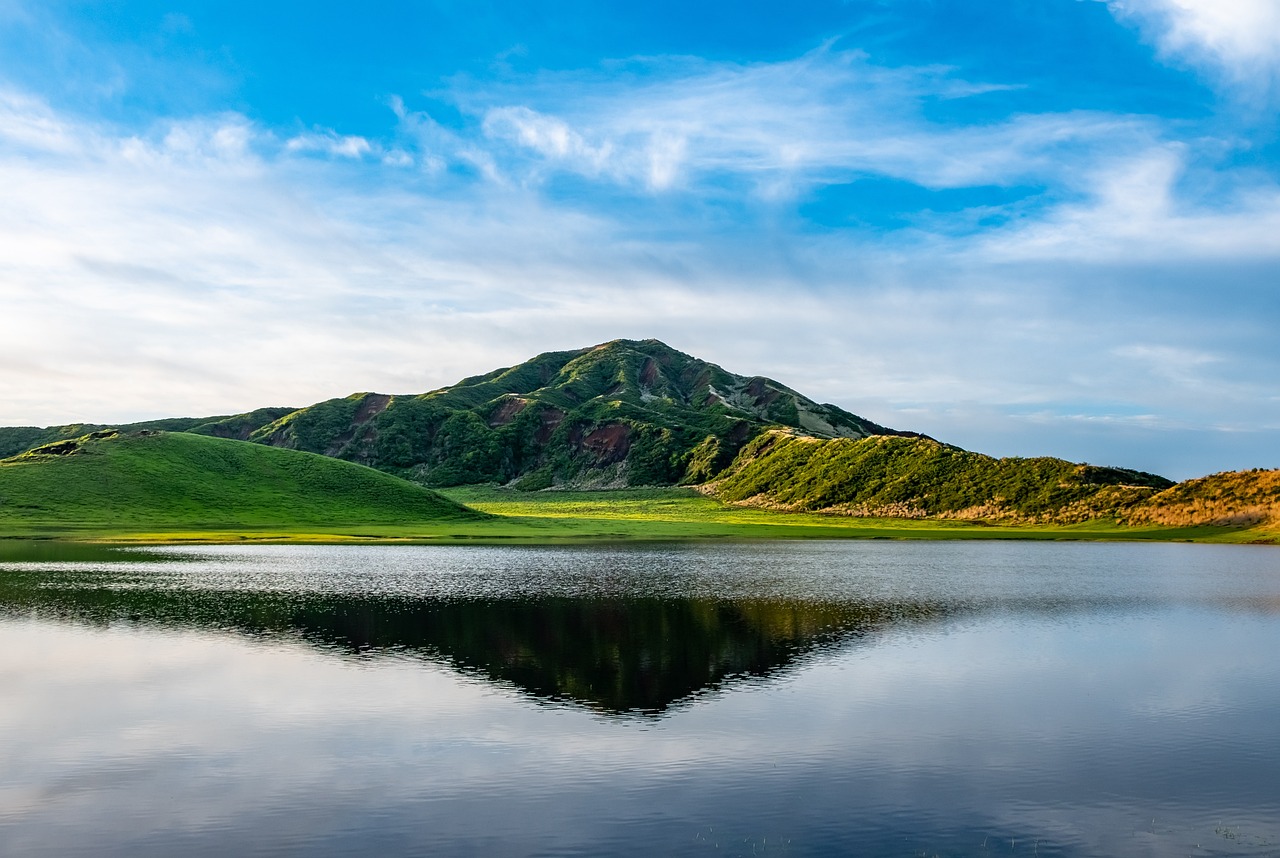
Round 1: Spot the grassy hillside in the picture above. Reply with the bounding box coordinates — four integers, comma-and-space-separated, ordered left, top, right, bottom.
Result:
242, 338, 912, 489
708, 431, 1173, 523
0, 409, 296, 458
0, 340, 908, 491
0, 430, 480, 536
1125, 468, 1280, 527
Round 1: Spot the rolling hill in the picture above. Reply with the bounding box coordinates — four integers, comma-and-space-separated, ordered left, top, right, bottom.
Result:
0, 429, 480, 534
707, 431, 1175, 523
0, 408, 298, 459
0, 339, 1273, 535
1122, 468, 1280, 528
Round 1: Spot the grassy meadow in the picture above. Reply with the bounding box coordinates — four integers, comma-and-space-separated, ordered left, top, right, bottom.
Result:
434, 486, 1269, 544
0, 430, 1272, 545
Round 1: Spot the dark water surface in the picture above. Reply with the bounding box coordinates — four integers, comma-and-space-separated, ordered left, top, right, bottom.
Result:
1, 541, 1278, 856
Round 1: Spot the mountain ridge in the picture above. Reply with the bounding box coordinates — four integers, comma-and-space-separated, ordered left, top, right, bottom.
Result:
218, 338, 918, 489
4, 338, 1274, 532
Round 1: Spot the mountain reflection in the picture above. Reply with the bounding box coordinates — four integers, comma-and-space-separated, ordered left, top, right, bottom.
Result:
0, 568, 941, 714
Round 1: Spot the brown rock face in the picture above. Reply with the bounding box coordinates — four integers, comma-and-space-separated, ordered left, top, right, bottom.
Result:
640, 357, 660, 386
579, 422, 632, 465
354, 393, 392, 424
744, 377, 781, 408
488, 396, 529, 428
535, 407, 566, 444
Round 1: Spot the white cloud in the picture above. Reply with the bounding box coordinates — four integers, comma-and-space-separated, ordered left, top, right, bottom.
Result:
285, 128, 375, 159
0, 88, 79, 153
482, 106, 612, 170
1106, 0, 1280, 92
464, 49, 1158, 196
0, 75, 1276, 477
977, 145, 1280, 262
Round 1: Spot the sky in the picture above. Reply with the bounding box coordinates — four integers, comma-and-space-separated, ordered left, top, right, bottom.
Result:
1, 0, 1278, 479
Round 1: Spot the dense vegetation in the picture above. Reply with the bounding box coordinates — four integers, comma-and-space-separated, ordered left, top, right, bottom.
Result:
709, 432, 1173, 523
0, 430, 479, 535
0, 339, 1273, 539
238, 339, 909, 488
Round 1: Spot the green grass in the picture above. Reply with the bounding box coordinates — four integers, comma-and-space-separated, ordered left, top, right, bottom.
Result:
0, 430, 478, 539
435, 486, 1269, 544
710, 432, 1172, 521
0, 433, 1270, 545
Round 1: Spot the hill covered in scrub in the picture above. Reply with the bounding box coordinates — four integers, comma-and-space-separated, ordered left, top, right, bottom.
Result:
708, 431, 1176, 524
1122, 469, 1280, 528
210, 339, 912, 489
0, 430, 479, 534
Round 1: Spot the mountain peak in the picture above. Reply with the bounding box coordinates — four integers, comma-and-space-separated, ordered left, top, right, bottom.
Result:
3, 341, 904, 491
224, 339, 909, 488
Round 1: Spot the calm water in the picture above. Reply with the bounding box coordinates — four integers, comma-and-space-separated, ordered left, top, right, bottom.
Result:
2, 540, 1279, 857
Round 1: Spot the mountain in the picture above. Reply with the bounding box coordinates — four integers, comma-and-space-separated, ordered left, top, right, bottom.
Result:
708, 430, 1175, 523
12, 338, 1274, 533
0, 429, 479, 533
217, 338, 914, 489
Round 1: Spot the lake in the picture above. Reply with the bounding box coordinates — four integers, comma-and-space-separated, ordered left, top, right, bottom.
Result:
1, 540, 1278, 856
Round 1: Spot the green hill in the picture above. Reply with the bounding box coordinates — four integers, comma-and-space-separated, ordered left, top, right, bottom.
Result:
0, 430, 480, 535
8, 339, 1274, 535
708, 431, 1174, 523
0, 408, 297, 459
237, 338, 913, 489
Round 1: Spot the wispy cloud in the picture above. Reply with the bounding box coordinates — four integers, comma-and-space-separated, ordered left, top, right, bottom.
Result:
463, 48, 1157, 197
976, 144, 1280, 262
285, 128, 375, 160
0, 88, 79, 153
0, 39, 1277, 477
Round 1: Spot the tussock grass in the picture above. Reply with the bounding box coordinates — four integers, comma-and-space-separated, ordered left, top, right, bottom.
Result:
1125, 469, 1280, 528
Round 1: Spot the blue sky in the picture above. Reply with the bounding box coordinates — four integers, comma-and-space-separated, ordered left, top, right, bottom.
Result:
1, 0, 1278, 478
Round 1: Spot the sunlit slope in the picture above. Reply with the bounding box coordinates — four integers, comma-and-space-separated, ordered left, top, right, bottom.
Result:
0, 430, 480, 532
1125, 468, 1280, 529
709, 432, 1174, 522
